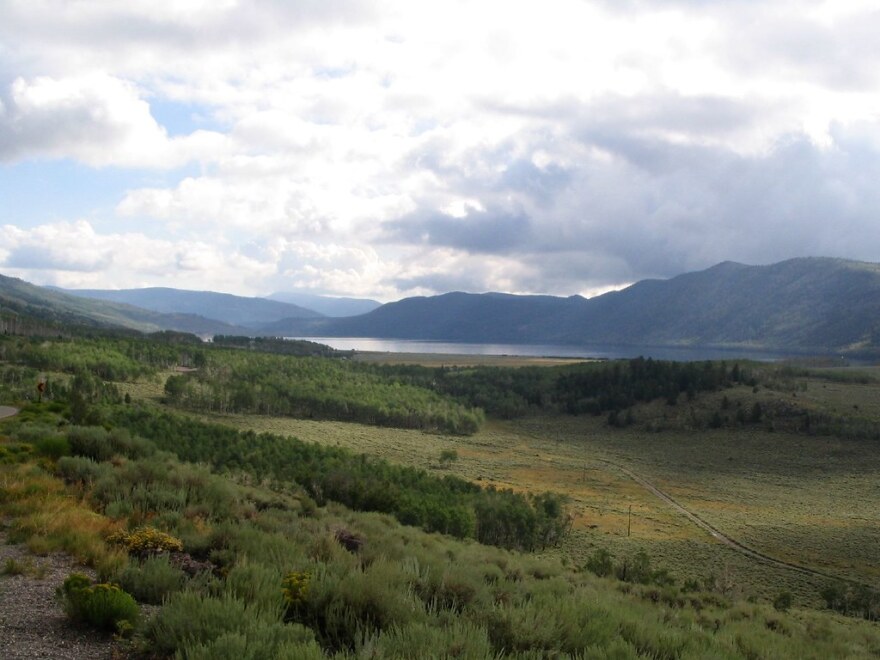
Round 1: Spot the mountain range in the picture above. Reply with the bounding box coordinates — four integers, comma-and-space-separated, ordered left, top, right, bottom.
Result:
265, 258, 880, 355
3, 257, 880, 355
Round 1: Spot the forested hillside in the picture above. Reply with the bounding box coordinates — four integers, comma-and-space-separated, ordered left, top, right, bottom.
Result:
0, 273, 246, 335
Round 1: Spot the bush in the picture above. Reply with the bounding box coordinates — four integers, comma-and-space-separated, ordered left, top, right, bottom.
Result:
363, 621, 494, 658
67, 426, 154, 462
117, 555, 186, 605
107, 526, 183, 557
56, 456, 112, 486
0, 443, 34, 464
66, 427, 116, 462
181, 624, 323, 660
58, 573, 139, 632
224, 563, 286, 618
282, 570, 310, 618
34, 434, 70, 460
773, 591, 793, 612
145, 590, 318, 658
585, 548, 615, 578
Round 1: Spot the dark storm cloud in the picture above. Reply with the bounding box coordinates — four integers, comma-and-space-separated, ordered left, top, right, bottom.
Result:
385, 208, 533, 253
385, 102, 880, 294
542, 130, 880, 284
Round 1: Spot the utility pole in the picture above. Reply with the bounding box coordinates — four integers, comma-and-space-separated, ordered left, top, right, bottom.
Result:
627, 505, 632, 537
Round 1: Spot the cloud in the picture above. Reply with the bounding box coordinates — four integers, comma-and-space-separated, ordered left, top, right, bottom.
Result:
0, 220, 274, 293
2, 1, 880, 299
385, 208, 532, 253
0, 74, 228, 167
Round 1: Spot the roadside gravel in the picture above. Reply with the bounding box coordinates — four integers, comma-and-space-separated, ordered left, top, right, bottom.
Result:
0, 528, 119, 660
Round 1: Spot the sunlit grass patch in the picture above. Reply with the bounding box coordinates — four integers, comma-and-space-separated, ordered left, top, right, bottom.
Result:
0, 462, 123, 570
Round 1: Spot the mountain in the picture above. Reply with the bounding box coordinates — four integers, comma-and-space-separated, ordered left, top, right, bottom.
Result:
59, 287, 322, 328
1, 274, 247, 336
7, 258, 880, 353
261, 258, 880, 354
267, 291, 381, 317
259, 291, 585, 340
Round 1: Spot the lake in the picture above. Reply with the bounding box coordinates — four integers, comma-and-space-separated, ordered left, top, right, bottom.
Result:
289, 337, 807, 362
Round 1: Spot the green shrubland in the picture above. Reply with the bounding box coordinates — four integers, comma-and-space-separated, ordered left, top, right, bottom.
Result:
3, 410, 880, 657
4, 330, 880, 657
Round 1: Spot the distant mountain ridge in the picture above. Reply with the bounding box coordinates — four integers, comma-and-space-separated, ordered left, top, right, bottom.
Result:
264, 258, 880, 355
59, 287, 322, 328
268, 291, 381, 317
1, 274, 247, 335
5, 257, 880, 354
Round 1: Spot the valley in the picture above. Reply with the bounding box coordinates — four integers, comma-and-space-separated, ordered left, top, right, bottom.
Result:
3, 314, 880, 657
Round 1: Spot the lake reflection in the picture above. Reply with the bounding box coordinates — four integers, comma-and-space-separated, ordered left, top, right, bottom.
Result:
289, 337, 800, 362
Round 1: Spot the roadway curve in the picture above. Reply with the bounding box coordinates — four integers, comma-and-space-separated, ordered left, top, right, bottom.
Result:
601, 458, 871, 588
0, 406, 19, 420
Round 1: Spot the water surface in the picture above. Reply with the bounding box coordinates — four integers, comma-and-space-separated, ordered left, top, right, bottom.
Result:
291, 337, 802, 362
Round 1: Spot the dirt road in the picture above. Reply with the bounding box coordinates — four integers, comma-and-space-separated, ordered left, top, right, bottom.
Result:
604, 459, 871, 588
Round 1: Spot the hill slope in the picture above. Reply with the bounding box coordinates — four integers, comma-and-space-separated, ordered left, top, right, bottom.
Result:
263, 258, 880, 353
60, 287, 322, 328
0, 274, 245, 335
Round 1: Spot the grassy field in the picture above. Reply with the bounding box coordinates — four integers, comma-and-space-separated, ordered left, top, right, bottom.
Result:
113, 361, 880, 607
200, 367, 880, 607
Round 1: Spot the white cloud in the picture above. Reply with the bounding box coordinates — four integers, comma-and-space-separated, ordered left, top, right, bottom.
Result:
0, 74, 228, 167
2, 1, 880, 298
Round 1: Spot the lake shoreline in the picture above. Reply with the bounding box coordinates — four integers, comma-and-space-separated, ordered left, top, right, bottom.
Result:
288, 336, 830, 363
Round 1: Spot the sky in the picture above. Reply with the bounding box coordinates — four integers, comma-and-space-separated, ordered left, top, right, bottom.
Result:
2, 0, 880, 301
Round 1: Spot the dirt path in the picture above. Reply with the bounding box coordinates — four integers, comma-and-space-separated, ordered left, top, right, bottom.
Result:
602, 459, 872, 588
0, 406, 19, 420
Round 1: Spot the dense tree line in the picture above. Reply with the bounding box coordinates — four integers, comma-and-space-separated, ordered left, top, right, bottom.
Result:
163, 352, 744, 434
0, 334, 206, 381
212, 335, 351, 358
163, 349, 484, 434
108, 405, 568, 551
368, 357, 746, 419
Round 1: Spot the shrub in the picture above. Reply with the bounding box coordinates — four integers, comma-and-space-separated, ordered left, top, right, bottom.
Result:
67, 426, 154, 462
181, 624, 323, 660
306, 560, 424, 650
58, 573, 139, 632
616, 550, 654, 584
66, 427, 116, 462
34, 434, 70, 460
282, 570, 310, 618
56, 456, 112, 486
107, 526, 183, 557
145, 590, 318, 657
117, 555, 186, 605
773, 591, 793, 612
0, 443, 33, 464
224, 563, 286, 618
438, 449, 458, 465
363, 620, 494, 658
585, 548, 615, 578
